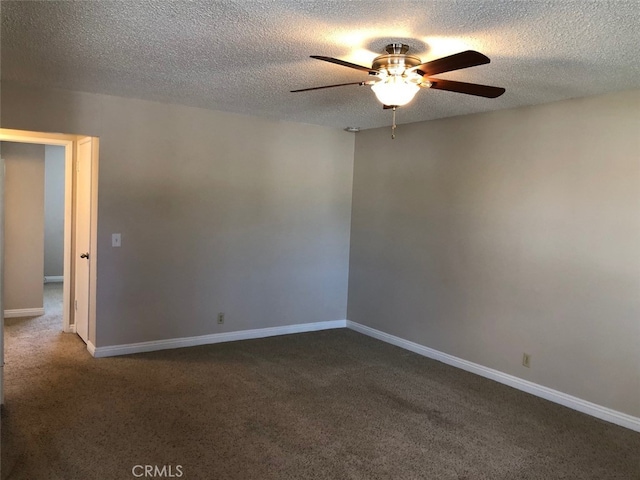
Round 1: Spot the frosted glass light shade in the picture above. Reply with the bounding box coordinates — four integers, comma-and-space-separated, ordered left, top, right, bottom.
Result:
371, 76, 420, 106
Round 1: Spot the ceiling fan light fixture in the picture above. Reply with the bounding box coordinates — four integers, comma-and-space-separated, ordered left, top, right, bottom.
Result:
371, 76, 420, 107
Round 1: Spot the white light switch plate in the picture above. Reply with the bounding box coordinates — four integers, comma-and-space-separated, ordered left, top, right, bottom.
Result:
112, 233, 121, 247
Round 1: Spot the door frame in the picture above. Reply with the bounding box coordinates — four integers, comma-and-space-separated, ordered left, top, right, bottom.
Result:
1, 128, 80, 334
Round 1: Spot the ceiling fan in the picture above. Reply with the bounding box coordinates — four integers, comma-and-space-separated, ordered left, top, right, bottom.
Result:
292, 43, 505, 137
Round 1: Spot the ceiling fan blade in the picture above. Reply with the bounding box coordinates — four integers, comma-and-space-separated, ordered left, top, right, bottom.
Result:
428, 78, 505, 98
310, 55, 376, 74
290, 81, 371, 93
415, 50, 490, 76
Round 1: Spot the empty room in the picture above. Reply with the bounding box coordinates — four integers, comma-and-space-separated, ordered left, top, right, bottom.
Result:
1, 1, 638, 479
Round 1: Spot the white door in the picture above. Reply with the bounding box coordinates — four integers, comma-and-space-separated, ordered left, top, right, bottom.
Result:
74, 138, 92, 343
1, 157, 5, 403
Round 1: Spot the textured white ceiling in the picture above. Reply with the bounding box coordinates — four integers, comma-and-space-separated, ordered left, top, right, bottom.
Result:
2, 1, 639, 129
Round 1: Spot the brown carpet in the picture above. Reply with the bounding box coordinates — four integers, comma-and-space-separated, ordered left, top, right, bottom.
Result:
1, 283, 639, 479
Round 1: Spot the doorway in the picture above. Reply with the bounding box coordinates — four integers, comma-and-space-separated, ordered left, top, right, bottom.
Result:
0, 129, 99, 402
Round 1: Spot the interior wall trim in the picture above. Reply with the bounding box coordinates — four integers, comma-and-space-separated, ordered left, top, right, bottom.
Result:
87, 340, 96, 357
85, 317, 638, 432
346, 320, 640, 433
89, 320, 347, 358
4, 308, 45, 318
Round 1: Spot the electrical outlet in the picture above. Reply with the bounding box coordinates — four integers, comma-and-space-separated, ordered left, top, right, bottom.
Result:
217, 312, 224, 325
522, 353, 531, 368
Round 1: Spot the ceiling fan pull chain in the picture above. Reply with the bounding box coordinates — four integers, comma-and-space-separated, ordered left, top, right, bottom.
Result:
392, 107, 397, 139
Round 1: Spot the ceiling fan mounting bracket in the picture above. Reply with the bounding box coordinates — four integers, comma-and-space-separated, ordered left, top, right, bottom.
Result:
371, 43, 421, 74
385, 43, 410, 55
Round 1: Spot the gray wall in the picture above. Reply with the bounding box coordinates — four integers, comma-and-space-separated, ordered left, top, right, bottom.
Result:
1, 141, 45, 311
1, 83, 354, 347
348, 90, 640, 418
44, 145, 65, 278
5, 81, 636, 418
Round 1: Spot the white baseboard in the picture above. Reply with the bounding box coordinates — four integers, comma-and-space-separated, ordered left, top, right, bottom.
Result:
44, 276, 64, 283
90, 320, 347, 359
346, 320, 640, 433
4, 308, 45, 318
84, 317, 639, 432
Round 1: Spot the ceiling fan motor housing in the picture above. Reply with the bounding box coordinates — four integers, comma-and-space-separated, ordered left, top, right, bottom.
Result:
372, 43, 421, 75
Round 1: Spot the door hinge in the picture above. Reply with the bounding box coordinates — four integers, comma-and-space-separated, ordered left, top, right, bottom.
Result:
75, 299, 78, 311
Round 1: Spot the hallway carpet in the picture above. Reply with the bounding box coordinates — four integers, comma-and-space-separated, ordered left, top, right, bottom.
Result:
2, 284, 639, 479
